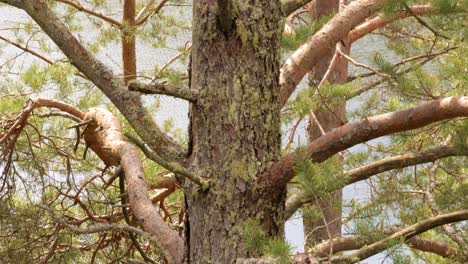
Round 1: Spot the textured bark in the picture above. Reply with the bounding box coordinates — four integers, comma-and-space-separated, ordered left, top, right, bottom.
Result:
186, 0, 285, 262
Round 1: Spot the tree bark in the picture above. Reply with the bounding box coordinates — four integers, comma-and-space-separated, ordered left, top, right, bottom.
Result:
185, 0, 285, 262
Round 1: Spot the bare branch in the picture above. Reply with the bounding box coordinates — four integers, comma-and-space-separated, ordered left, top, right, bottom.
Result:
82, 107, 184, 263
0, 35, 54, 64
128, 82, 198, 102
39, 204, 160, 244
135, 0, 169, 26
346, 145, 467, 185
267, 96, 468, 187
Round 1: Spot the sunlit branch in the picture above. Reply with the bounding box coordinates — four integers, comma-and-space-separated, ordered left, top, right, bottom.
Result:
268, 96, 468, 187
279, 0, 385, 107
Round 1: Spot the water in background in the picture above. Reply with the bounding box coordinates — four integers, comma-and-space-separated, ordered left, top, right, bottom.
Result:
0, 3, 399, 263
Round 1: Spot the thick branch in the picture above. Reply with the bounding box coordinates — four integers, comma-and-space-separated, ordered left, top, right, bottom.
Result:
332, 210, 468, 263
128, 82, 198, 102
5, 0, 186, 163
82, 107, 184, 263
268, 96, 468, 187
279, 0, 384, 107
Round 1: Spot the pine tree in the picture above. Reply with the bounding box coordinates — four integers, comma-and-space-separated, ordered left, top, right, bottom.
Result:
0, 0, 466, 263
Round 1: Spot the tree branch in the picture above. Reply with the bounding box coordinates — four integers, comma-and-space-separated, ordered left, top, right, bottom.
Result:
122, 0, 137, 83
82, 107, 184, 263
128, 82, 198, 102
281, 0, 313, 17
55, 0, 122, 28
331, 210, 468, 263
285, 145, 467, 219
346, 145, 467, 185
39, 204, 160, 245
267, 96, 468, 187
279, 0, 385, 107
310, 227, 458, 258
349, 4, 434, 43
126, 133, 209, 191
3, 0, 186, 164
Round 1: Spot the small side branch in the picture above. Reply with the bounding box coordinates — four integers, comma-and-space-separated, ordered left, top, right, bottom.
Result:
128, 82, 198, 102
126, 133, 209, 191
55, 0, 122, 28
39, 204, 159, 244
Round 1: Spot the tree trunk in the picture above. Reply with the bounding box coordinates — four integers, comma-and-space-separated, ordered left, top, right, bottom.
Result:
185, 1, 285, 262
303, 0, 350, 248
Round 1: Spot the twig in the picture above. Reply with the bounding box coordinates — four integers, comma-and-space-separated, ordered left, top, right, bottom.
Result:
128, 82, 198, 102
39, 204, 160, 244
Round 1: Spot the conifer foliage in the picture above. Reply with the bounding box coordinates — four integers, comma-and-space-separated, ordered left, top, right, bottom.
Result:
0, 0, 467, 263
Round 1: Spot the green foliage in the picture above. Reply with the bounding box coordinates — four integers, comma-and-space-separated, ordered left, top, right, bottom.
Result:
242, 219, 292, 263
295, 154, 346, 198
